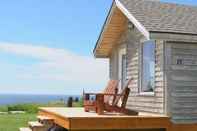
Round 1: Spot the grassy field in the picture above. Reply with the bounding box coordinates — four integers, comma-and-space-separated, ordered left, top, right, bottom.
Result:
0, 113, 36, 131
0, 99, 83, 131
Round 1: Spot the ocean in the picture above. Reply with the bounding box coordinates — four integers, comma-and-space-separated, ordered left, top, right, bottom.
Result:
0, 94, 81, 105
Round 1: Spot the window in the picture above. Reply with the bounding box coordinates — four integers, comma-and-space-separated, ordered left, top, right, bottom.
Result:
121, 54, 127, 89
140, 40, 155, 94
177, 59, 183, 65
118, 48, 126, 90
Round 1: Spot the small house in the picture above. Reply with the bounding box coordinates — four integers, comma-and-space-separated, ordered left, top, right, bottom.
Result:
94, 0, 197, 124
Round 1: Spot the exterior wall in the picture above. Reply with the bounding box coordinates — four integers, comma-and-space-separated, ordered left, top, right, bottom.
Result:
109, 32, 127, 80
109, 27, 165, 114
126, 28, 165, 114
165, 41, 197, 123
109, 48, 118, 80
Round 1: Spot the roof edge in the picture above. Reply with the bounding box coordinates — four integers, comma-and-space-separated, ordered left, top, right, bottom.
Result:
93, 1, 115, 57
150, 31, 197, 42
115, 0, 150, 40
150, 31, 197, 36
93, 0, 151, 58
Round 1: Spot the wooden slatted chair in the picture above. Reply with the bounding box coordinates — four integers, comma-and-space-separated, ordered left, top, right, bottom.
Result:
83, 78, 138, 115
83, 80, 119, 112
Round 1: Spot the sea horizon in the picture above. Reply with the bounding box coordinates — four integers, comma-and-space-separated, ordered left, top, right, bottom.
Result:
0, 94, 81, 106
0, 93, 81, 95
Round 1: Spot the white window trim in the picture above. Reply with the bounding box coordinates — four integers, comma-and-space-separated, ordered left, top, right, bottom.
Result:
118, 48, 126, 89
138, 40, 156, 96
139, 92, 155, 96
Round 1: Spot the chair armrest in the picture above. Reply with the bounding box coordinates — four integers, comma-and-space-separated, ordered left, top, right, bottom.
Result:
83, 92, 101, 101
96, 93, 124, 97
83, 92, 100, 95
84, 93, 124, 102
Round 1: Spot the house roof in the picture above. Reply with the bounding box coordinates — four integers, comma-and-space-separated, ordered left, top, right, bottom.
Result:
94, 0, 197, 58
119, 0, 197, 35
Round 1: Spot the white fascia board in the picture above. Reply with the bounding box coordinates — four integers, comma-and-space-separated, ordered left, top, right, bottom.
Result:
115, 0, 150, 40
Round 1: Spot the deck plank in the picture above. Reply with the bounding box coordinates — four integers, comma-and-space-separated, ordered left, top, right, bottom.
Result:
28, 121, 43, 127
39, 107, 167, 118
19, 127, 32, 131
38, 107, 170, 130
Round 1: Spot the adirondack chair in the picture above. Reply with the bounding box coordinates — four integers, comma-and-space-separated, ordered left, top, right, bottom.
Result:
83, 78, 138, 115
83, 80, 119, 112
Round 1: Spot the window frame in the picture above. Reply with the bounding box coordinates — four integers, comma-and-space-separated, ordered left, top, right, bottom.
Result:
139, 40, 156, 96
118, 48, 127, 90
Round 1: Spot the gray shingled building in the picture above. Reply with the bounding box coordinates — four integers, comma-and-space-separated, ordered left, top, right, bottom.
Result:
94, 0, 197, 124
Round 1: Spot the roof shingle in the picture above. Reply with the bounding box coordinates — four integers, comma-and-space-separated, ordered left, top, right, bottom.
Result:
119, 0, 197, 35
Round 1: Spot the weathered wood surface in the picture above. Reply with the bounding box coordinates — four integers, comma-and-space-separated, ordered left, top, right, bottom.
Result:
166, 42, 197, 123
125, 28, 165, 114
109, 27, 165, 114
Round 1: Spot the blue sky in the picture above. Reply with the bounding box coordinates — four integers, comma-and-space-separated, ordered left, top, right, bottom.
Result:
0, 0, 196, 95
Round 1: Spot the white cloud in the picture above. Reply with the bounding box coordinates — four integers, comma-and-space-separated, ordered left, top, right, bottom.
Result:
0, 42, 109, 94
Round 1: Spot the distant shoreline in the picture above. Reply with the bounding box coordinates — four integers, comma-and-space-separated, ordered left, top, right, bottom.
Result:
0, 94, 81, 105
0, 93, 81, 96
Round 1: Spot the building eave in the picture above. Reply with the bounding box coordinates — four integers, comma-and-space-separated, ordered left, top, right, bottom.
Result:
93, 1, 116, 58
115, 0, 150, 40
93, 0, 150, 58
150, 31, 197, 42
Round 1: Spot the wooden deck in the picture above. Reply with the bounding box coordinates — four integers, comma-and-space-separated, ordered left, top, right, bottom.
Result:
38, 107, 171, 130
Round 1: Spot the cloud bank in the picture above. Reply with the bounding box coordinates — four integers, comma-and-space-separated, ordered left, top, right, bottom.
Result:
0, 42, 109, 94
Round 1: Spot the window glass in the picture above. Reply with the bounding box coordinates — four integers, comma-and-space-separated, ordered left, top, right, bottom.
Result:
141, 41, 155, 92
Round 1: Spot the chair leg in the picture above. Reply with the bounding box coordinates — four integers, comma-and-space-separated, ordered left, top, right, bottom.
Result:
96, 94, 104, 115
104, 105, 138, 115
84, 108, 89, 112
120, 108, 138, 115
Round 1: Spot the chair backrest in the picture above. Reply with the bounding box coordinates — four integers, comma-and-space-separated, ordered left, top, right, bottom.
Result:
103, 80, 119, 104
103, 80, 119, 93
113, 78, 133, 107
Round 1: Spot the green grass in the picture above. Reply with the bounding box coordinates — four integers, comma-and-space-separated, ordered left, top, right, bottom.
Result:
0, 99, 83, 131
0, 102, 67, 113
0, 100, 83, 114
0, 105, 8, 112
0, 113, 36, 131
